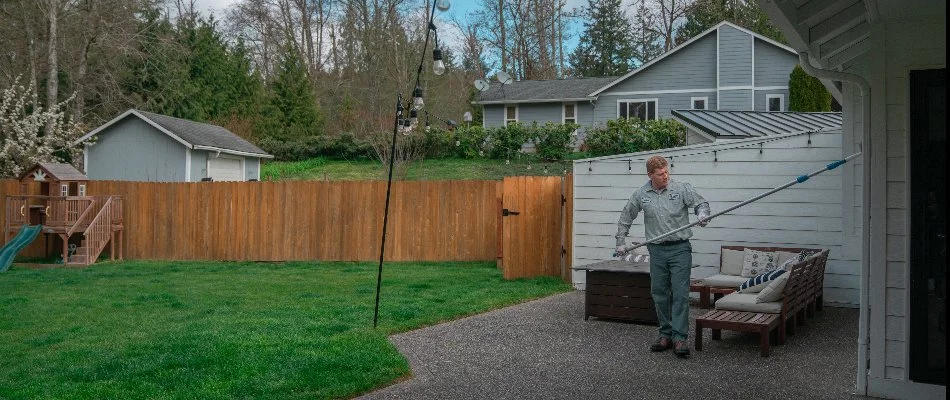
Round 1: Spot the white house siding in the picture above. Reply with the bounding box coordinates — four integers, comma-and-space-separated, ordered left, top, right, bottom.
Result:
851, 16, 946, 396
572, 131, 860, 306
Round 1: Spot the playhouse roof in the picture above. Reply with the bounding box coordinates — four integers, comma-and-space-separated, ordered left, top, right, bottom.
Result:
18, 162, 88, 182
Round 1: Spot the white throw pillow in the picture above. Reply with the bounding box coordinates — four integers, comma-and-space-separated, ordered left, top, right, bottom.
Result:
756, 271, 790, 303
741, 249, 778, 278
720, 249, 745, 276
774, 251, 800, 266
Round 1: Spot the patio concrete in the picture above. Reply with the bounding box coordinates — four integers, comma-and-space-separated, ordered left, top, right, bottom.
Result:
358, 291, 874, 400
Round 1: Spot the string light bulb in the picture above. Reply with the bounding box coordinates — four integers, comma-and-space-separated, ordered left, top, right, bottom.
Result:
432, 48, 445, 75
435, 0, 450, 11
412, 86, 424, 110
409, 109, 419, 126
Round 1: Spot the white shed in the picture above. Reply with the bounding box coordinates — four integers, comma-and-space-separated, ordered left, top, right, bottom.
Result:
572, 129, 861, 307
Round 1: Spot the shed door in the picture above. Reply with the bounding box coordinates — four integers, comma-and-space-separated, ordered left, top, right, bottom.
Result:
208, 156, 244, 181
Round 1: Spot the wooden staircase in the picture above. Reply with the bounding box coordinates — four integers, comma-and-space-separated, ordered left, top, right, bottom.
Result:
65, 197, 118, 266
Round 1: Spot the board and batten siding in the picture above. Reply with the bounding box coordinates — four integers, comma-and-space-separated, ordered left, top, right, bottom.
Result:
572, 130, 860, 307
85, 116, 187, 182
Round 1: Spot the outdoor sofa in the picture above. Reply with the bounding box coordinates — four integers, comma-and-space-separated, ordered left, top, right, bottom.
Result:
693, 247, 830, 357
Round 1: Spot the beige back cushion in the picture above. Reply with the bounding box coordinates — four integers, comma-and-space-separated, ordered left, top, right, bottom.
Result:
721, 249, 745, 276
774, 251, 800, 266
756, 271, 790, 303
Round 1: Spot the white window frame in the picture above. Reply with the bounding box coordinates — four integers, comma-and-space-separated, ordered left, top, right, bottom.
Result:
766, 94, 784, 112
504, 105, 519, 126
690, 96, 708, 110
617, 98, 659, 121
78, 184, 86, 197
61, 184, 69, 197
562, 103, 577, 124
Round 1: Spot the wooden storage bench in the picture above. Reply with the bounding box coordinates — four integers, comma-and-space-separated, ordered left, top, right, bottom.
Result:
574, 260, 657, 325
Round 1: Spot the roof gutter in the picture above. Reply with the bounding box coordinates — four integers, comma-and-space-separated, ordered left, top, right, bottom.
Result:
473, 97, 596, 105
798, 51, 872, 397
193, 145, 274, 159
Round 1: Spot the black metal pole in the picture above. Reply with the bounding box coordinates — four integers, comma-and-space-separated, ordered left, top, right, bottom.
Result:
373, 1, 440, 329
374, 95, 403, 328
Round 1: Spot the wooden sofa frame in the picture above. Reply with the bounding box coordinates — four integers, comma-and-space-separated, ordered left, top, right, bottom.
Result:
696, 246, 825, 308
694, 249, 830, 357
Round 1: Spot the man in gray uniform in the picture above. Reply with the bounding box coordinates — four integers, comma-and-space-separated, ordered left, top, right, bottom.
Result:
616, 155, 710, 358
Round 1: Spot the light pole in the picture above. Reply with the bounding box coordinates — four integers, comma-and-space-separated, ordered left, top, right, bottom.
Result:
374, 0, 451, 329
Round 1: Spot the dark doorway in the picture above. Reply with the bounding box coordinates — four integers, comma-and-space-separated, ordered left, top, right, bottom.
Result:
909, 68, 946, 385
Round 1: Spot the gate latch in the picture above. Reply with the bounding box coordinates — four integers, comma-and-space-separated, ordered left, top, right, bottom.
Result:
502, 208, 520, 216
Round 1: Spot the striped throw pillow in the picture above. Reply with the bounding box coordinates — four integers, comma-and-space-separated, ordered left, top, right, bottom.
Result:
738, 269, 787, 293
778, 250, 813, 270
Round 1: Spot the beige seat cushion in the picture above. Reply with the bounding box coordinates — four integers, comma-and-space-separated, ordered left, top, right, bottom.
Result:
714, 293, 782, 313
720, 249, 745, 276
702, 274, 748, 289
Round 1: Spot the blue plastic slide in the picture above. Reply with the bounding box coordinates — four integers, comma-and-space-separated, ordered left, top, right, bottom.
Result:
0, 224, 43, 272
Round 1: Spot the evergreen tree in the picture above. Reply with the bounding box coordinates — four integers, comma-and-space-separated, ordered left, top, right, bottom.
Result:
674, 0, 786, 45
789, 65, 832, 112
266, 46, 323, 141
630, 0, 663, 66
568, 0, 636, 77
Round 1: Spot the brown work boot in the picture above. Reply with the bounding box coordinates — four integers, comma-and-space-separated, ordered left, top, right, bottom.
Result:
674, 340, 690, 358
650, 337, 673, 352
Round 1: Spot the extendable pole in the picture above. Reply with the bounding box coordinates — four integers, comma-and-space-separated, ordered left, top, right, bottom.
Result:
617, 152, 862, 254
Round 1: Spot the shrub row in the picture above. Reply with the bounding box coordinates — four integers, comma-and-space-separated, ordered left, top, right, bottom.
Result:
582, 118, 686, 157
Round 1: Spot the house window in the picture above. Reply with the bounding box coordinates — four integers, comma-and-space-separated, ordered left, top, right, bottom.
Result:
766, 94, 784, 112
78, 184, 86, 197
505, 105, 518, 126
618, 99, 658, 121
563, 103, 577, 124
61, 184, 69, 197
691, 97, 708, 110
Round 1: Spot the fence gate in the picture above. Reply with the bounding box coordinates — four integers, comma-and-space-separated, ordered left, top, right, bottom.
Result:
501, 176, 564, 279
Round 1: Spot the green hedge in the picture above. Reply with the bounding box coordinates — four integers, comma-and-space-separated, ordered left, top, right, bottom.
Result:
582, 118, 686, 157
257, 132, 373, 161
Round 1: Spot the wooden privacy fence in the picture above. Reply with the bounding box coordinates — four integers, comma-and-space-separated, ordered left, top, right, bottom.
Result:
2, 177, 575, 280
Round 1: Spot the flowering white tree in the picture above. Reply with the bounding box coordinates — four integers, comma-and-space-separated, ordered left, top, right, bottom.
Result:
0, 77, 86, 178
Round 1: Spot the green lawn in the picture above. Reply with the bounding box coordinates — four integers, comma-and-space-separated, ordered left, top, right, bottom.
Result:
0, 261, 570, 399
261, 156, 587, 181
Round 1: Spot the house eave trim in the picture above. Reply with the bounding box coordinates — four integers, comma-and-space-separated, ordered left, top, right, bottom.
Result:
474, 97, 597, 105
194, 145, 274, 159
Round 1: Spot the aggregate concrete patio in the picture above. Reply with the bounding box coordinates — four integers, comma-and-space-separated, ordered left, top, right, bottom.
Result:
358, 291, 873, 400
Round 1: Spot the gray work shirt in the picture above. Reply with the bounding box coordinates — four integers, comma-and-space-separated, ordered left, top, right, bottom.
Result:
615, 179, 711, 246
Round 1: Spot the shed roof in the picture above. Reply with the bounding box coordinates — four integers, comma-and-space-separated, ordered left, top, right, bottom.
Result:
74, 109, 273, 158
18, 162, 88, 182
671, 110, 842, 139
474, 76, 617, 104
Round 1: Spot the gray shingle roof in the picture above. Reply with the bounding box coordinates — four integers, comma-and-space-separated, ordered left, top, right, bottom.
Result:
671, 110, 842, 138
474, 76, 618, 104
18, 162, 88, 182
135, 110, 269, 156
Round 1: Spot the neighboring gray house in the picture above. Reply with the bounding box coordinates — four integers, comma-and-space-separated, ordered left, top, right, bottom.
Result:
672, 109, 842, 144
759, 0, 946, 398
74, 109, 272, 182
475, 21, 800, 131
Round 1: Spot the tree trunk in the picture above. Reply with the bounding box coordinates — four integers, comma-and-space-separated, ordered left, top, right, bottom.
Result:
46, 0, 58, 110
499, 0, 506, 73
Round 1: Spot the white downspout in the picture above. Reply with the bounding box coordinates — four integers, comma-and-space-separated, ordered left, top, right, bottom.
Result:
798, 52, 871, 396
